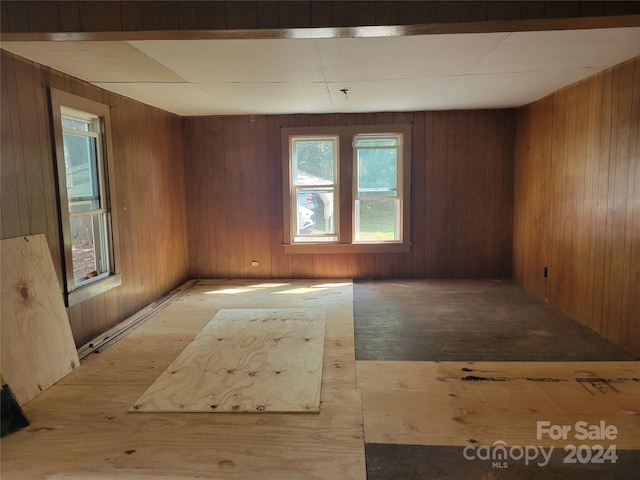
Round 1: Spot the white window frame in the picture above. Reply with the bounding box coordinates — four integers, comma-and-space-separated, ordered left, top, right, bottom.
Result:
353, 133, 404, 243
282, 124, 411, 254
50, 89, 121, 306
289, 135, 340, 243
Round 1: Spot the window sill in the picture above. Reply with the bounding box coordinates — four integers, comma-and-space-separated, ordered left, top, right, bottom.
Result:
283, 243, 411, 254
67, 273, 122, 307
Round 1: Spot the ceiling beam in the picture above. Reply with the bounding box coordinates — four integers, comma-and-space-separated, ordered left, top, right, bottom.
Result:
3, 14, 640, 43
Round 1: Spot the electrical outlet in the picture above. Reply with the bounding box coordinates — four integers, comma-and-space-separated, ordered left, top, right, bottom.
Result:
251, 260, 259, 267
140, 275, 145, 285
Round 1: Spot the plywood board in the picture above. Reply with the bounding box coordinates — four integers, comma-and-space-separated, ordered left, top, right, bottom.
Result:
0, 234, 79, 405
131, 308, 326, 413
358, 361, 640, 448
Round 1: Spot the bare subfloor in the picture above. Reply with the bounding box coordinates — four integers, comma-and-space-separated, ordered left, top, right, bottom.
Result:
2, 280, 638, 480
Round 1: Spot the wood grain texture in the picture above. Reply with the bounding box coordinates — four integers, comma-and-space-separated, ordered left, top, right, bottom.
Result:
514, 57, 640, 357
0, 280, 365, 480
0, 51, 190, 347
0, 234, 79, 405
132, 308, 326, 413
184, 110, 515, 280
358, 360, 640, 448
4, 1, 639, 33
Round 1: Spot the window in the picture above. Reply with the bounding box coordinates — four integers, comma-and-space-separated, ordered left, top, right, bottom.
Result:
290, 136, 339, 243
50, 89, 121, 306
354, 134, 403, 242
282, 125, 411, 253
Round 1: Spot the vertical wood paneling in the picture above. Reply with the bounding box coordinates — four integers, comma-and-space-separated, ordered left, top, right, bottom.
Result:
184, 109, 515, 281
7, 1, 638, 34
58, 1, 81, 31
78, 1, 122, 32
141, 1, 179, 30
0, 51, 189, 347
177, 1, 225, 30
225, 1, 258, 29
626, 59, 640, 353
514, 57, 640, 357
278, 1, 310, 28
120, 1, 144, 31
332, 1, 376, 26
26, 1, 60, 32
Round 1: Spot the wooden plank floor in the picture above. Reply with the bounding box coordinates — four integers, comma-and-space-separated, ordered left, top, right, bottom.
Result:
2, 279, 637, 479
0, 280, 365, 480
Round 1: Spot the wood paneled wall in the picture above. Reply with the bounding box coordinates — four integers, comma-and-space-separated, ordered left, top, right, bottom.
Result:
0, 51, 190, 347
2, 1, 639, 33
184, 110, 515, 280
514, 57, 640, 356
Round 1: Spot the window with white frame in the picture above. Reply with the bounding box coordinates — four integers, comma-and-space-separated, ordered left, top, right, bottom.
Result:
353, 134, 403, 242
289, 136, 339, 243
50, 89, 121, 305
282, 124, 411, 254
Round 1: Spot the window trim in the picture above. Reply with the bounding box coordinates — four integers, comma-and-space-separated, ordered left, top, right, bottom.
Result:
282, 124, 412, 254
50, 88, 122, 306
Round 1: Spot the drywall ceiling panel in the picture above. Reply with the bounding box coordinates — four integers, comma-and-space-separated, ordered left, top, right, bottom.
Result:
472, 27, 640, 74
129, 39, 324, 83
3, 27, 639, 115
326, 76, 462, 113
318, 33, 510, 82
93, 82, 216, 116
1, 41, 185, 83
195, 82, 333, 115
442, 67, 604, 110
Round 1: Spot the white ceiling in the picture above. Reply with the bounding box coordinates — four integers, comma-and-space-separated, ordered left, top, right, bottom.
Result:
2, 26, 640, 116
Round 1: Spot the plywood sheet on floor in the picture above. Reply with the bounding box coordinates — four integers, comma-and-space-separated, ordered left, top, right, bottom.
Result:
131, 308, 326, 413
358, 361, 640, 449
0, 234, 79, 405
0, 280, 365, 480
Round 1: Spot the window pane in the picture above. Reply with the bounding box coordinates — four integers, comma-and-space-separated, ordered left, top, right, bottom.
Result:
357, 148, 397, 193
354, 137, 398, 147
63, 132, 100, 207
70, 213, 108, 284
293, 139, 336, 185
62, 117, 92, 131
295, 187, 336, 238
355, 199, 399, 242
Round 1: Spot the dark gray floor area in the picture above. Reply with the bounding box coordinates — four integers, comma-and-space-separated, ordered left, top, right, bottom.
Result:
366, 444, 640, 480
354, 280, 636, 362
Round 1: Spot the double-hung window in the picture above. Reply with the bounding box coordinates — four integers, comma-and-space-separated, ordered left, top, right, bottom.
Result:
283, 124, 411, 253
354, 134, 403, 242
50, 89, 121, 306
289, 136, 339, 243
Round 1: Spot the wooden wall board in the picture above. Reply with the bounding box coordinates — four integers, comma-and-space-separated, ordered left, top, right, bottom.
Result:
514, 56, 640, 356
0, 280, 365, 480
131, 308, 326, 413
358, 361, 640, 449
0, 234, 79, 405
1, 51, 190, 348
183, 109, 515, 280
3, 1, 640, 34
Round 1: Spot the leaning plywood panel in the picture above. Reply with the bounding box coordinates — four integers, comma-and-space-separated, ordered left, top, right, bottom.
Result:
131, 308, 325, 413
1, 234, 79, 405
